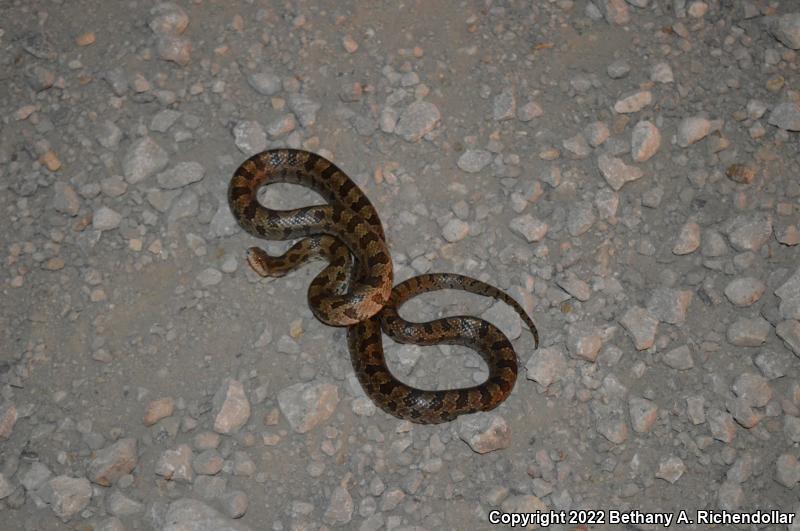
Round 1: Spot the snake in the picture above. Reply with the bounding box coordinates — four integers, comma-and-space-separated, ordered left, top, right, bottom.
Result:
228, 149, 539, 424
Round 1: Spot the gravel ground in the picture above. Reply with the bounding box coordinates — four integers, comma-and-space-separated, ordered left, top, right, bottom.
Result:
2, 1, 800, 530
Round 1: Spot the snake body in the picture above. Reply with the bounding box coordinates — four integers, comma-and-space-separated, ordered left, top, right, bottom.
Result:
228, 149, 539, 424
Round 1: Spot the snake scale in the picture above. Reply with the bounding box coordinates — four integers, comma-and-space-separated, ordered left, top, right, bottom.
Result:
228, 149, 539, 424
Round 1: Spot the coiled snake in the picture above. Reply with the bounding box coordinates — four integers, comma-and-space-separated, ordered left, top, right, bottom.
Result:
228, 149, 539, 424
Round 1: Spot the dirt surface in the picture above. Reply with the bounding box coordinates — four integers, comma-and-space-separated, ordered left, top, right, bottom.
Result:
2, 0, 800, 530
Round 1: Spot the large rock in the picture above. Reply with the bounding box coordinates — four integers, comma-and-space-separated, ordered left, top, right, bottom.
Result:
772, 13, 800, 50
163, 498, 252, 531
87, 438, 138, 486
39, 476, 92, 520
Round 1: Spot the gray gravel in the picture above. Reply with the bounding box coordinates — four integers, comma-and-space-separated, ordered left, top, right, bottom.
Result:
2, 1, 800, 530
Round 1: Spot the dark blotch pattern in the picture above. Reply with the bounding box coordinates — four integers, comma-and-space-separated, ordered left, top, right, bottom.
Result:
229, 149, 540, 424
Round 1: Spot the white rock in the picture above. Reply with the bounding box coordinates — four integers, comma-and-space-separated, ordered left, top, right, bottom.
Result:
457, 149, 493, 173
613, 90, 652, 113
772, 13, 800, 50
650, 62, 674, 83
122, 136, 169, 184
93, 206, 122, 231
672, 220, 701, 255
631, 120, 661, 162
596, 154, 643, 191
394, 101, 440, 142
509, 214, 548, 242
39, 476, 92, 519
677, 116, 712, 147
233, 121, 267, 155
724, 278, 766, 307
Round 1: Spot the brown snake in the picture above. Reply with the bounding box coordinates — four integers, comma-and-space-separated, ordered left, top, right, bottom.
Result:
228, 149, 539, 424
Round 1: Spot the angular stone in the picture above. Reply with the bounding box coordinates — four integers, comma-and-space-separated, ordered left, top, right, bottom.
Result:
566, 322, 603, 362
727, 396, 761, 428
492, 89, 516, 121
728, 214, 773, 251
655, 456, 685, 483
629, 397, 658, 433
247, 72, 281, 96
150, 109, 182, 133
585, 121, 610, 146
596, 154, 643, 191
727, 317, 771, 347
122, 136, 168, 184
149, 2, 189, 35
441, 218, 470, 243
457, 149, 492, 173
0, 403, 17, 440
525, 346, 566, 387
777, 320, 800, 356
755, 350, 790, 380
266, 114, 297, 138
322, 485, 354, 526
702, 230, 728, 257
509, 214, 548, 243
232, 121, 267, 155
620, 306, 658, 350
288, 94, 321, 128
772, 13, 800, 50
143, 397, 176, 426
157, 35, 191, 66
601, 0, 630, 24
517, 101, 543, 121
164, 498, 252, 531
277, 382, 339, 433
776, 268, 800, 320
156, 162, 205, 189
52, 182, 81, 216
567, 201, 596, 237
93, 206, 122, 231
718, 481, 744, 511
222, 490, 249, 519
606, 59, 630, 79
768, 102, 800, 131
394, 101, 440, 142
563, 133, 591, 159
662, 345, 694, 370
155, 444, 193, 483
650, 62, 674, 83
192, 450, 224, 475
213, 379, 251, 434
457, 414, 512, 453
613, 90, 652, 113
677, 116, 713, 147
727, 453, 753, 484
724, 277, 766, 307
631, 120, 661, 162
786, 416, 800, 443
647, 288, 692, 325
21, 462, 51, 492
107, 490, 144, 516
776, 454, 800, 488
39, 476, 92, 520
672, 220, 701, 255
0, 474, 14, 499
597, 415, 628, 444
708, 409, 736, 443
87, 438, 138, 486
686, 396, 705, 425
557, 274, 591, 301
